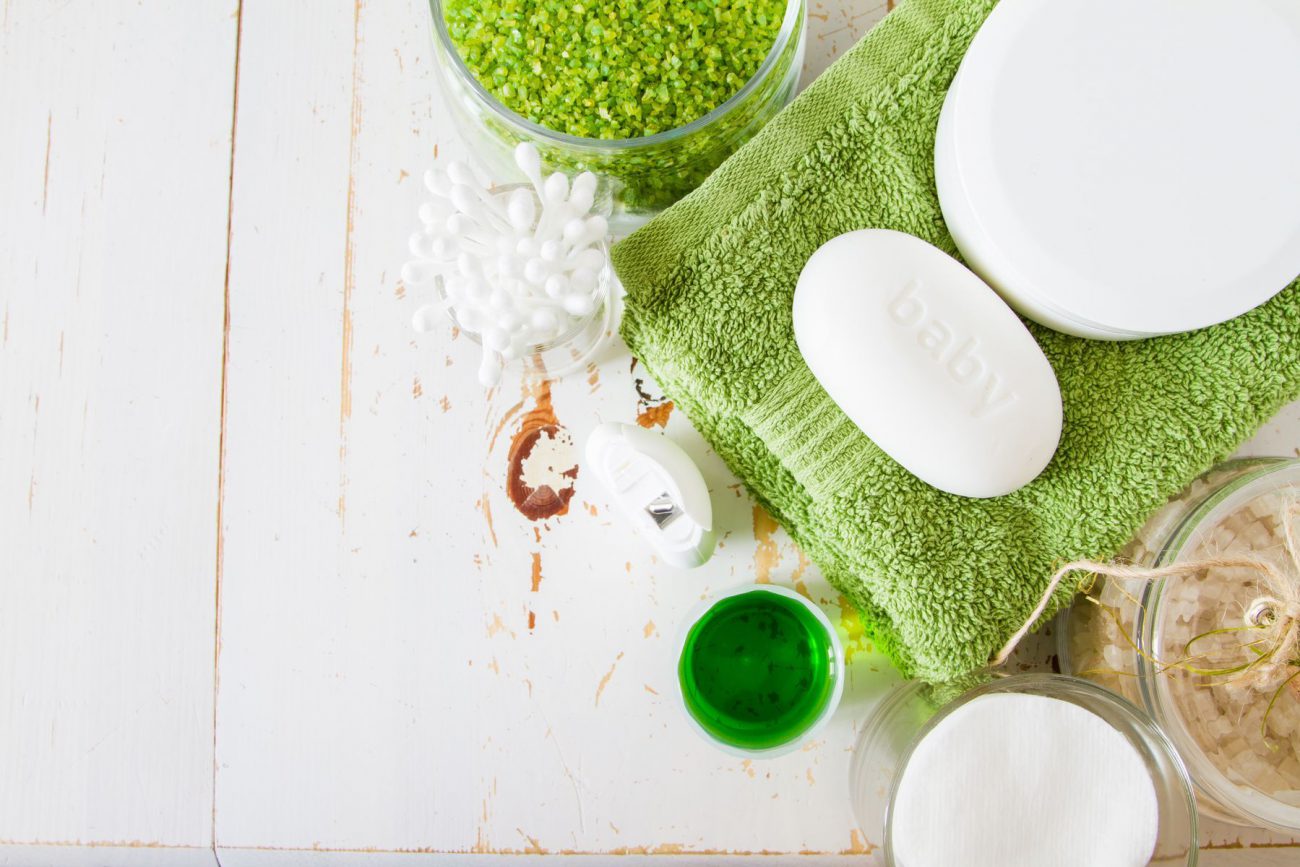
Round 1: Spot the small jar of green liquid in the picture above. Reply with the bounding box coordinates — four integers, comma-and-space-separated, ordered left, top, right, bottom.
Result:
677, 585, 844, 756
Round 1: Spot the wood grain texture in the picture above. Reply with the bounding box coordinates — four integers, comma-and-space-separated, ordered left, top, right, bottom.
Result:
0, 0, 237, 860
1, 0, 1298, 863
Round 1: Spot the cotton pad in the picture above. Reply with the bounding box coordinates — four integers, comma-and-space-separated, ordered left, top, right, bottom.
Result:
891, 693, 1158, 867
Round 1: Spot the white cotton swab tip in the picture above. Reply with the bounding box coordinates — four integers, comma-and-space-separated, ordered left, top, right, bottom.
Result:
542, 172, 569, 205
523, 258, 549, 286
450, 184, 481, 217
409, 230, 437, 259
497, 254, 521, 279
583, 215, 608, 243
569, 172, 598, 213
563, 294, 595, 317
562, 218, 586, 245
507, 188, 537, 232
482, 326, 509, 352
569, 266, 598, 293
424, 167, 451, 198
457, 252, 482, 278
544, 274, 569, 298
539, 239, 563, 262
430, 236, 458, 260
531, 308, 559, 333
478, 349, 502, 387
411, 304, 442, 333
446, 161, 480, 188
515, 142, 542, 179
572, 247, 606, 272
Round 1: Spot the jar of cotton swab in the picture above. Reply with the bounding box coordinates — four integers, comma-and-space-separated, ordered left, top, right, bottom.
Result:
405, 143, 614, 387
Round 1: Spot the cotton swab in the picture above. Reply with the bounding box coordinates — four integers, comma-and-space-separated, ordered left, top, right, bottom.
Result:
407, 143, 610, 388
514, 142, 545, 197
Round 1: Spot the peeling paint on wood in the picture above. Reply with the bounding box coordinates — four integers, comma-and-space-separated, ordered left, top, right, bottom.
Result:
593, 652, 624, 707
529, 552, 543, 592
506, 380, 578, 521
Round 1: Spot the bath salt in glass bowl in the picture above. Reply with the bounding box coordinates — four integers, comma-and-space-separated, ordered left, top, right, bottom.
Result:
428, 0, 807, 229
850, 674, 1198, 867
1062, 458, 1300, 832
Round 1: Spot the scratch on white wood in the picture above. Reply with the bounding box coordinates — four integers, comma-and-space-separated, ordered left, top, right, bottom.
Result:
211, 0, 247, 855
338, 0, 366, 529
41, 111, 51, 214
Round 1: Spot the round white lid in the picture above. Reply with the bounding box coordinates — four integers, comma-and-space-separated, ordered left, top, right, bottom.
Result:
935, 0, 1300, 337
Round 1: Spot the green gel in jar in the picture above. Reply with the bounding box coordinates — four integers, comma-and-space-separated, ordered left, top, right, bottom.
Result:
678, 588, 837, 751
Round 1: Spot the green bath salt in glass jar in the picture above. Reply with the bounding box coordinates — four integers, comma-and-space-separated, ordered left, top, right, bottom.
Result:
430, 0, 807, 224
677, 585, 844, 755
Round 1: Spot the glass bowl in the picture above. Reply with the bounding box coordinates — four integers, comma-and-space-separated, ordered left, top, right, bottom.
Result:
431, 183, 615, 383
437, 270, 613, 383
1062, 458, 1300, 832
428, 0, 807, 229
674, 584, 845, 759
850, 674, 1198, 866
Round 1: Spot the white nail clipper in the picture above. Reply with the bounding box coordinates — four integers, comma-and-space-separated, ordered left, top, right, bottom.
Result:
585, 423, 715, 569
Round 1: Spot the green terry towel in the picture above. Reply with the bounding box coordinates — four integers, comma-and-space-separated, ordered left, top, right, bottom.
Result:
612, 0, 1300, 683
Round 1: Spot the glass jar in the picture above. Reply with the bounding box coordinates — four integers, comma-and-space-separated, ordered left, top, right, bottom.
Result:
428, 0, 807, 229
429, 184, 615, 383
1062, 458, 1300, 832
675, 584, 845, 758
850, 674, 1199, 866
439, 272, 613, 383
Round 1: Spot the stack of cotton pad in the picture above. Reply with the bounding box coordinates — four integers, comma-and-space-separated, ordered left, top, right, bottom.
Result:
935, 0, 1300, 339
891, 694, 1159, 867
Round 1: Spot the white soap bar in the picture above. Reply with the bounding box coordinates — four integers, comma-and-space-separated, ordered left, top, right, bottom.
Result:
792, 229, 1062, 498
892, 693, 1159, 867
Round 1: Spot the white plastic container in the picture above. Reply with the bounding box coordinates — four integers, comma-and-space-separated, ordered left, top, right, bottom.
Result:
936, 0, 1300, 340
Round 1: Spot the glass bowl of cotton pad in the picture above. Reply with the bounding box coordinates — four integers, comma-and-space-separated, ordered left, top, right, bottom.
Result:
1063, 458, 1300, 833
849, 674, 1197, 867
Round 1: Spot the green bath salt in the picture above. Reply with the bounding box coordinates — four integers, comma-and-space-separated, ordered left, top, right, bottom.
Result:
442, 0, 788, 140
679, 588, 836, 751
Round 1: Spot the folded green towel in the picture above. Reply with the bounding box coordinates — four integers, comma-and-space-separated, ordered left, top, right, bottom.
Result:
612, 0, 1300, 683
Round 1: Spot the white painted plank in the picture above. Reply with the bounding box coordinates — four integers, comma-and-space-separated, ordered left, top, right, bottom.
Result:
0, 844, 215, 867
212, 0, 436, 852
0, 0, 237, 857
216, 850, 861, 867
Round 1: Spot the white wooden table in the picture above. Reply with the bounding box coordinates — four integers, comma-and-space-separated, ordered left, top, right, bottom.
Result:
2, 1, 1298, 864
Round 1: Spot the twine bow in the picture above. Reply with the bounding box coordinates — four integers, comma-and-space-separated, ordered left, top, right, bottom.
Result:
992, 505, 1300, 701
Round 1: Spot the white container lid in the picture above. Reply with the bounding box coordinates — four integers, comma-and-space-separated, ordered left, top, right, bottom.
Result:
935, 0, 1300, 339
